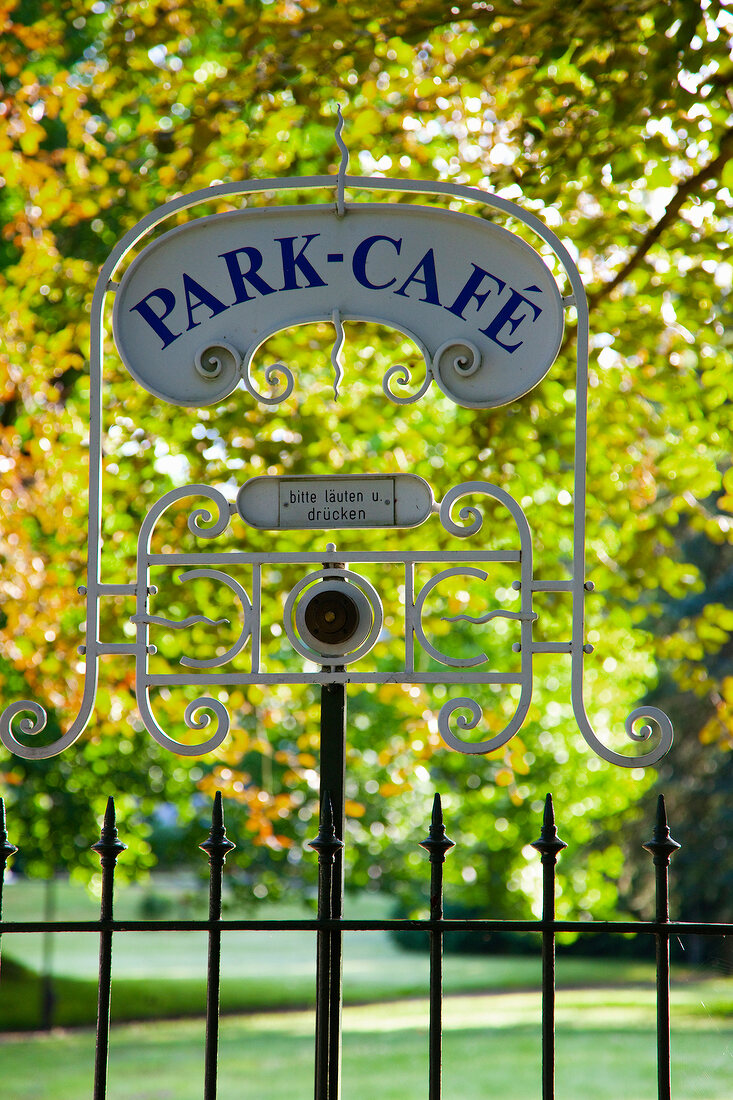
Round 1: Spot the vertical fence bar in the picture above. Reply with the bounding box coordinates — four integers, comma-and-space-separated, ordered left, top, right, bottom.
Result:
310, 793, 345, 1100
0, 799, 18, 979
316, 678, 346, 1100
420, 793, 454, 1100
643, 794, 680, 1100
320, 681, 346, 935
530, 794, 567, 1100
200, 791, 236, 1100
91, 797, 126, 1100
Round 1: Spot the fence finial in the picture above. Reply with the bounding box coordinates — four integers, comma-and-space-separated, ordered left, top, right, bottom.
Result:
420, 793, 455, 864
200, 790, 236, 865
530, 793, 567, 860
91, 796, 127, 866
309, 792, 344, 862
642, 793, 681, 866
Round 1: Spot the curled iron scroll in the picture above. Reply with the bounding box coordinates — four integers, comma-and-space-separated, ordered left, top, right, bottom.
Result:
1, 677, 97, 761
0, 701, 69, 761
438, 695, 530, 756
412, 567, 492, 668
176, 569, 252, 670
137, 689, 230, 757
573, 692, 674, 769
242, 356, 295, 406
382, 362, 433, 405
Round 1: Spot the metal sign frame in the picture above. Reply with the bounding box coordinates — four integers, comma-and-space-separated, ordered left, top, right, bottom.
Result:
1, 119, 673, 767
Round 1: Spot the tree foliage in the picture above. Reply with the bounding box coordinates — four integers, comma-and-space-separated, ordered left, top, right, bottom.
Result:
1, 1, 732, 916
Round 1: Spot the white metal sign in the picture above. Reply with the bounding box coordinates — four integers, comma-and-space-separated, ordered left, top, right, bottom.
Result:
237, 474, 433, 530
1, 114, 673, 770
113, 205, 564, 409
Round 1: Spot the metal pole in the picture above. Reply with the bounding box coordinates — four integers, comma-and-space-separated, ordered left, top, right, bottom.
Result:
0, 800, 18, 982
320, 681, 346, 916
531, 794, 567, 1100
315, 679, 346, 1100
91, 797, 126, 1100
201, 792, 236, 1100
420, 794, 454, 1100
643, 795, 680, 1100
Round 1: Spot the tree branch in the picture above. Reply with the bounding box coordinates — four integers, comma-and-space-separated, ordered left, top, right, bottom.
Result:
587, 124, 733, 310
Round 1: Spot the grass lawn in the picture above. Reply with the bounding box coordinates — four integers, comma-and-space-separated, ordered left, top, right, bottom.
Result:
0, 991, 731, 1100
2, 876, 732, 1096
0, 874, 684, 1029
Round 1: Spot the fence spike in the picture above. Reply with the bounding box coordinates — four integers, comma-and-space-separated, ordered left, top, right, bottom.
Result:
643, 794, 681, 866
530, 794, 567, 860
309, 792, 344, 861
91, 796, 127, 866
200, 791, 236, 864
420, 793, 455, 864
0, 798, 18, 869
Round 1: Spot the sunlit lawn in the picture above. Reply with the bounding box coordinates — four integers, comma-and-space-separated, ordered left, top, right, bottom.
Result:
2, 875, 732, 1098
1, 875, 674, 1028
1, 990, 732, 1100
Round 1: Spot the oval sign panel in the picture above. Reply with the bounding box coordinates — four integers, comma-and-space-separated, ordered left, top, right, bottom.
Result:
113, 204, 564, 408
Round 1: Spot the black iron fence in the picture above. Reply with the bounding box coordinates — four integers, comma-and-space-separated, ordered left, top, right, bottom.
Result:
0, 791, 731, 1100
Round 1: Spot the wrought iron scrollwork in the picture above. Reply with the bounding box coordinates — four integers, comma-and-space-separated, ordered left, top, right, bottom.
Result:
432, 340, 487, 406
573, 691, 674, 769
137, 689, 230, 757
439, 480, 531, 541
382, 362, 433, 405
194, 341, 241, 383
438, 695, 531, 756
176, 570, 252, 670
413, 567, 493, 668
242, 356, 295, 405
1, 677, 97, 761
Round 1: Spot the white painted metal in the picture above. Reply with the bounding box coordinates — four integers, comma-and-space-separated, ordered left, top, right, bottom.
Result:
0, 117, 673, 767
237, 474, 434, 530
285, 569, 383, 665
112, 205, 564, 410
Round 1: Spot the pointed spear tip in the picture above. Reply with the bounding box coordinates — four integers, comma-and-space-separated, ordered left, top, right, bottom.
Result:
643, 791, 680, 861
92, 796, 126, 859
531, 792, 566, 857
213, 790, 224, 826
541, 793, 557, 830
656, 793, 667, 822
320, 791, 335, 829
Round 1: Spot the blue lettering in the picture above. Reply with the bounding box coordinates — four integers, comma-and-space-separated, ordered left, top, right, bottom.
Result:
352, 235, 402, 290
446, 264, 506, 320
480, 287, 543, 352
394, 248, 441, 305
220, 246, 276, 302
130, 288, 181, 349
276, 234, 327, 290
182, 272, 228, 331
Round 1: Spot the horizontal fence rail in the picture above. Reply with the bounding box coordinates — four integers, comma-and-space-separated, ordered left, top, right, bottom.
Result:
1, 793, 731, 1100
